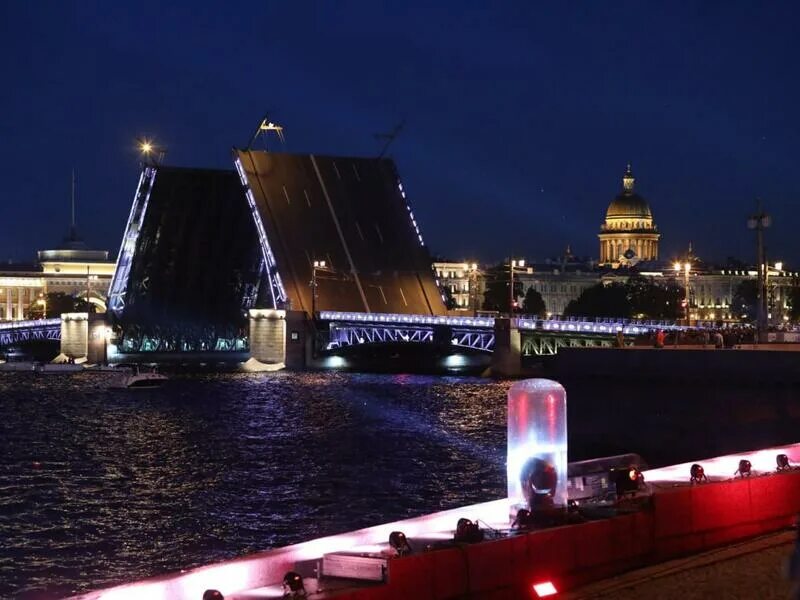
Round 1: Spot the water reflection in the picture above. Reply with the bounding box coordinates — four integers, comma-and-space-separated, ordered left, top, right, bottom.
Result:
0, 372, 507, 597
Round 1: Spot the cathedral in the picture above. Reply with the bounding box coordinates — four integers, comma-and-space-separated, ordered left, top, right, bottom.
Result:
598, 165, 660, 266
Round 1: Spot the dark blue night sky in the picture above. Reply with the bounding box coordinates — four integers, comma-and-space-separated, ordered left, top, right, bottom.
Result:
2, 2, 799, 266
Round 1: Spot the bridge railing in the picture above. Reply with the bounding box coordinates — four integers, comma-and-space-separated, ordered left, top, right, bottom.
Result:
319, 311, 686, 334
0, 318, 61, 331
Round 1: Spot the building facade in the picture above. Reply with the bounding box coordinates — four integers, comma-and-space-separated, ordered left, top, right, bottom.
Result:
433, 261, 482, 312
0, 244, 114, 321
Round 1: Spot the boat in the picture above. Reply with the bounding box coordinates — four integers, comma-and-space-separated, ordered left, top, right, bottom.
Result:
116, 366, 168, 389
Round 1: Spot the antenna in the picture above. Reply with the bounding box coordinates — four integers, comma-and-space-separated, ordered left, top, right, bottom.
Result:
246, 113, 286, 150
375, 119, 405, 158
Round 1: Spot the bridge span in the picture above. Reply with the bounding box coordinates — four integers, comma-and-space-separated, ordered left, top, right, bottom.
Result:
0, 319, 60, 348
318, 310, 684, 357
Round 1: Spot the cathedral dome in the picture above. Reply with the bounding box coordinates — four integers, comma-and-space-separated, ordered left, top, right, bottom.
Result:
605, 165, 653, 220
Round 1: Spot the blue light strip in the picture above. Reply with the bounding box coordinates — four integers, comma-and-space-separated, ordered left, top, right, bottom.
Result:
319, 310, 691, 335
234, 157, 288, 308
108, 166, 157, 316
396, 179, 425, 247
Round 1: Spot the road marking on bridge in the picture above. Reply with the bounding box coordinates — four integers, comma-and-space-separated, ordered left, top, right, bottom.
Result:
310, 155, 370, 313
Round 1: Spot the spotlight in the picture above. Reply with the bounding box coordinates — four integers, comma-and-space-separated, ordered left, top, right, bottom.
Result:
512, 508, 535, 529
735, 459, 752, 478
454, 518, 484, 544
520, 457, 558, 510
777, 454, 792, 471
532, 581, 558, 597
282, 571, 305, 597
611, 467, 644, 496
389, 531, 412, 556
690, 463, 707, 484
202, 591, 224, 600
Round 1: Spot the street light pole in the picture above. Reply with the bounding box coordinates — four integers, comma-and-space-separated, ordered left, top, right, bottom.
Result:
311, 260, 327, 317
673, 261, 691, 326
469, 263, 478, 317
747, 203, 771, 342
509, 258, 526, 316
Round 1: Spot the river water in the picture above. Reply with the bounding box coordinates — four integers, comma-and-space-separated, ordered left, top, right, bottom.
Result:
0, 372, 509, 598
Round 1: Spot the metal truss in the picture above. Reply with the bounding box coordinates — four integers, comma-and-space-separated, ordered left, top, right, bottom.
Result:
326, 325, 433, 349
0, 319, 61, 347
450, 330, 495, 351
521, 334, 613, 356
325, 325, 495, 352
118, 334, 247, 353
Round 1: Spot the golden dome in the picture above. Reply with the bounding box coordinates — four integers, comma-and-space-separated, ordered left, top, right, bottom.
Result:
605, 165, 653, 220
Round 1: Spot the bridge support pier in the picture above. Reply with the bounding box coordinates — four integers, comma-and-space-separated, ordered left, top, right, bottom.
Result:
491, 317, 521, 377
60, 312, 109, 363
60, 313, 88, 359
249, 309, 308, 370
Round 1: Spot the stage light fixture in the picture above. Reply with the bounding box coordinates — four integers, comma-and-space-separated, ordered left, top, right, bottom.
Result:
389, 531, 412, 556
282, 571, 305, 596
454, 518, 484, 544
512, 508, 534, 529
690, 463, 707, 484
202, 591, 224, 600
611, 466, 644, 496
735, 459, 752, 478
777, 454, 791, 471
532, 581, 558, 597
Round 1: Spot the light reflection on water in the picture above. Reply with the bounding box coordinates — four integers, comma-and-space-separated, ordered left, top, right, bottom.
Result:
0, 372, 507, 597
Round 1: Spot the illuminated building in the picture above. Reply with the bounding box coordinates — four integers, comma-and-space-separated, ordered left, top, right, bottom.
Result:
598, 165, 660, 266
0, 229, 114, 321
433, 261, 483, 312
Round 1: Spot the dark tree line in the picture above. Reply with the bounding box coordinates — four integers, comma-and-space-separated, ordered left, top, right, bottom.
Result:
480, 263, 547, 316
564, 275, 682, 319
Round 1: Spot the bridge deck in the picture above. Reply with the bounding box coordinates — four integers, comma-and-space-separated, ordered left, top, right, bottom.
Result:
235, 150, 444, 316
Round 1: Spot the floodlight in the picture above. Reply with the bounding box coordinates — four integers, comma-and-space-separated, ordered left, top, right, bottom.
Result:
532, 581, 558, 597
282, 571, 305, 596
777, 454, 791, 471
454, 518, 484, 544
612, 467, 644, 495
735, 459, 752, 478
690, 463, 707, 484
389, 531, 412, 556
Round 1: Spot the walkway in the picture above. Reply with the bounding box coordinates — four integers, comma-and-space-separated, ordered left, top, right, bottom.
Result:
566, 530, 797, 599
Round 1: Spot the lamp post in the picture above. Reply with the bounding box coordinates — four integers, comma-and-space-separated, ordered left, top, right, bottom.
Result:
673, 261, 691, 325
509, 258, 527, 316
138, 139, 166, 165
747, 203, 771, 341
468, 263, 479, 317
311, 260, 327, 317
36, 294, 47, 320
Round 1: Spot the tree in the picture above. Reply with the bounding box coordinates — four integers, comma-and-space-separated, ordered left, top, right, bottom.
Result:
522, 286, 546, 316
482, 263, 523, 313
626, 275, 682, 319
26, 292, 92, 319
564, 282, 631, 318
441, 284, 458, 310
789, 286, 800, 322
731, 279, 758, 322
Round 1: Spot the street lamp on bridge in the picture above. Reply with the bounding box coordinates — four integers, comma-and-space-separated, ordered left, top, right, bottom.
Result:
673, 261, 691, 326
747, 202, 771, 342
137, 138, 167, 165
509, 258, 531, 316
310, 260, 330, 317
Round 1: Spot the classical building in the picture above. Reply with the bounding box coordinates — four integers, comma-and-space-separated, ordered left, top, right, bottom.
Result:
598, 165, 660, 265
433, 261, 483, 313
0, 230, 114, 321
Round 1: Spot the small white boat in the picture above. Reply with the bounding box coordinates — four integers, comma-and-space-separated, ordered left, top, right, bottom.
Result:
37, 363, 83, 374
120, 367, 168, 389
